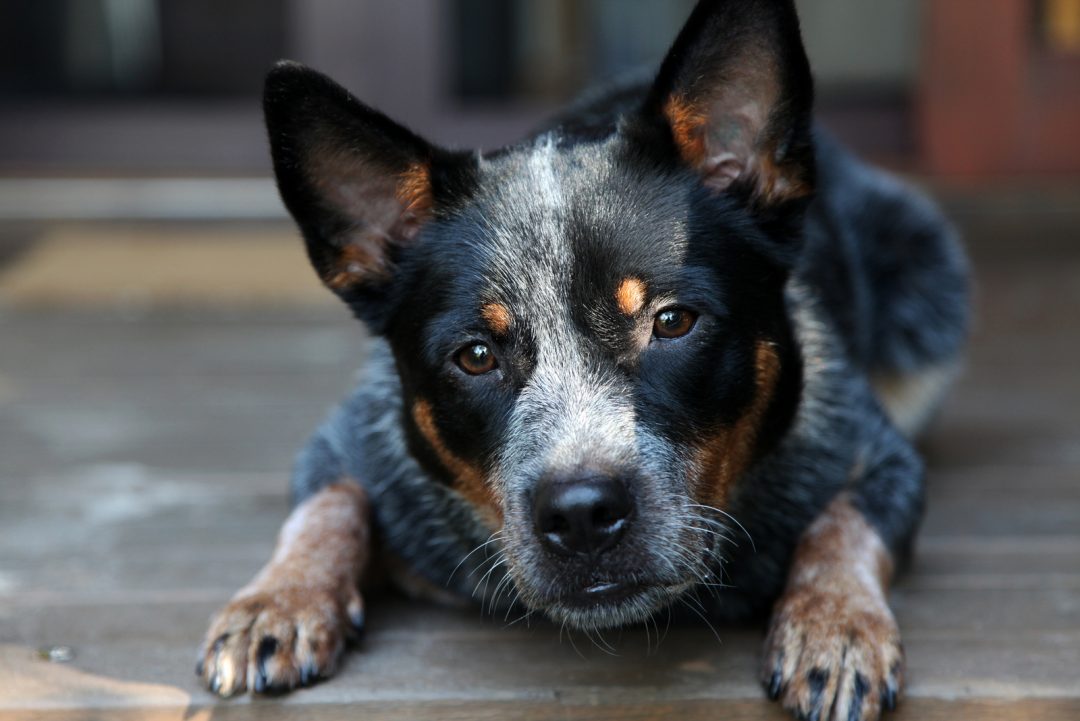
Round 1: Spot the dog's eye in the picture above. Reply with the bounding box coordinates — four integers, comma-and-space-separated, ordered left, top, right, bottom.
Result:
456, 343, 498, 375
653, 308, 697, 339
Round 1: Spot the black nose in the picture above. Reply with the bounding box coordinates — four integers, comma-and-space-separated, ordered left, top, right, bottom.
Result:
533, 474, 633, 556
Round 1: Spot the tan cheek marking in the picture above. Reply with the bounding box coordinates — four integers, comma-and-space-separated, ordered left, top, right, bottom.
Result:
412, 399, 503, 528
694, 340, 781, 508
664, 95, 708, 166
615, 277, 647, 316
481, 302, 512, 336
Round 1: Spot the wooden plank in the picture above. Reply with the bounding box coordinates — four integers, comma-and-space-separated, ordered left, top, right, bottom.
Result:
6, 699, 1080, 721
2, 596, 1079, 697
2, 603, 1079, 719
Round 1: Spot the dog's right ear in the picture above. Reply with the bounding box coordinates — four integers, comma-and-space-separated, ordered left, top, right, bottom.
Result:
264, 61, 458, 327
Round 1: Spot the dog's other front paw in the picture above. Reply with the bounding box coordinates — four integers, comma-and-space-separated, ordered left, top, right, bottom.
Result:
197, 584, 364, 697
761, 586, 903, 721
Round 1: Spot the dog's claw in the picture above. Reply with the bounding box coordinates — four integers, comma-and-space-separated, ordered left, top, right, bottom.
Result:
803, 668, 828, 721
848, 672, 869, 721
768, 669, 784, 699
253, 669, 268, 694
349, 607, 365, 634
252, 637, 275, 694
882, 685, 897, 712
300, 661, 319, 687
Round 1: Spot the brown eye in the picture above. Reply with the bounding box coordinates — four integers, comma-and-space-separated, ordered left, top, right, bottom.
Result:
456, 343, 497, 375
653, 308, 697, 339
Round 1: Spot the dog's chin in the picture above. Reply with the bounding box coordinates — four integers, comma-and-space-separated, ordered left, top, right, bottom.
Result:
536, 582, 690, 630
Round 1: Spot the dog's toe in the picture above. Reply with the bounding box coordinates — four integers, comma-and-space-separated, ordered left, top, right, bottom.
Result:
762, 588, 904, 721
202, 629, 250, 697
198, 585, 361, 697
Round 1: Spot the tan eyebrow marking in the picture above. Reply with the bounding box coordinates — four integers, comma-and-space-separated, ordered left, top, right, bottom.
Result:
481, 302, 512, 336
615, 277, 647, 316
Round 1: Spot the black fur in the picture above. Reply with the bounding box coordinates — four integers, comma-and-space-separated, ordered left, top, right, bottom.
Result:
262, 0, 968, 716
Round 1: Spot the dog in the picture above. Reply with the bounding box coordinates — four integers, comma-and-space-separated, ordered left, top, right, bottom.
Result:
196, 1, 969, 719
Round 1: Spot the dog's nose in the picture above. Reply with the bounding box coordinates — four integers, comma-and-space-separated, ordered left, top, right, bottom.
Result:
533, 475, 633, 556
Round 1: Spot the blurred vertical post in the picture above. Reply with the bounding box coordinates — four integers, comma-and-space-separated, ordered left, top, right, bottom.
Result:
919, 0, 1080, 177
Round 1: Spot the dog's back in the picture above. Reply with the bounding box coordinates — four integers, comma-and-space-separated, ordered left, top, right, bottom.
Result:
803, 130, 969, 435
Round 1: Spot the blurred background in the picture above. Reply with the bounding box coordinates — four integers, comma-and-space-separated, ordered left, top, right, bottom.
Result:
3, 0, 1080, 173
0, 2, 1078, 719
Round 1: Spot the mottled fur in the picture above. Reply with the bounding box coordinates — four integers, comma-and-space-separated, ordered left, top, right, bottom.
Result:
198, 2, 969, 719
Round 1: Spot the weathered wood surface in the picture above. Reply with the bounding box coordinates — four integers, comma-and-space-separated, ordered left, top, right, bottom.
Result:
0, 224, 1078, 720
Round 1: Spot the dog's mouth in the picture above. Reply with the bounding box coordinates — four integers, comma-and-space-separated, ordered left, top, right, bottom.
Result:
563, 580, 647, 605
535, 578, 694, 629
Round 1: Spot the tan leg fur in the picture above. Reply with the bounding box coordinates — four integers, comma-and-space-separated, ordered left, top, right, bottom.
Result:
198, 482, 370, 696
762, 493, 904, 721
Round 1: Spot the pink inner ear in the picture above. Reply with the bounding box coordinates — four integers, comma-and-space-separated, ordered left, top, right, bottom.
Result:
700, 151, 745, 192
308, 150, 433, 290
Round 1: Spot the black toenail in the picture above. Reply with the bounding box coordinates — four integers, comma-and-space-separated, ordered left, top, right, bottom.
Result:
257, 637, 278, 663
300, 662, 318, 686
768, 669, 783, 699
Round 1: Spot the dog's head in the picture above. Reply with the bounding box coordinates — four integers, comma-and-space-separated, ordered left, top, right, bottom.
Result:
266, 0, 812, 629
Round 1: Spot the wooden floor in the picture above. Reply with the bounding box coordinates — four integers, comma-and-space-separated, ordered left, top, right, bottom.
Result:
0, 217, 1078, 720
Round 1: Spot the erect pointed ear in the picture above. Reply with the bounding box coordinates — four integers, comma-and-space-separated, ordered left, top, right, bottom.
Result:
643, 0, 814, 206
264, 62, 467, 325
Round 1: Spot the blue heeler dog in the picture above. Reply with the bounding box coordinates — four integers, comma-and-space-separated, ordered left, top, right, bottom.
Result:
197, 2, 969, 719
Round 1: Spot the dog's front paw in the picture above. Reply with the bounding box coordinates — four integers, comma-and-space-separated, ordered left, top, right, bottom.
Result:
761, 586, 903, 721
197, 584, 364, 697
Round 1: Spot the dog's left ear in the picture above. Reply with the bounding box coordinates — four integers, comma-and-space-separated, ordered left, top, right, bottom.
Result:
642, 0, 814, 206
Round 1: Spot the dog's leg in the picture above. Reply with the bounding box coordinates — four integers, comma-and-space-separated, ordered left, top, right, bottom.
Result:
762, 494, 901, 721
198, 481, 370, 696
762, 419, 922, 721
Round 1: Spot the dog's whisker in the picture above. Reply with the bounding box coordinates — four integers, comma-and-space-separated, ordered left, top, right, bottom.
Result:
490, 570, 517, 615
678, 595, 723, 645
687, 503, 757, 553
447, 531, 505, 586
583, 627, 618, 657
564, 626, 586, 660
660, 606, 673, 647
504, 605, 534, 628
471, 555, 507, 604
